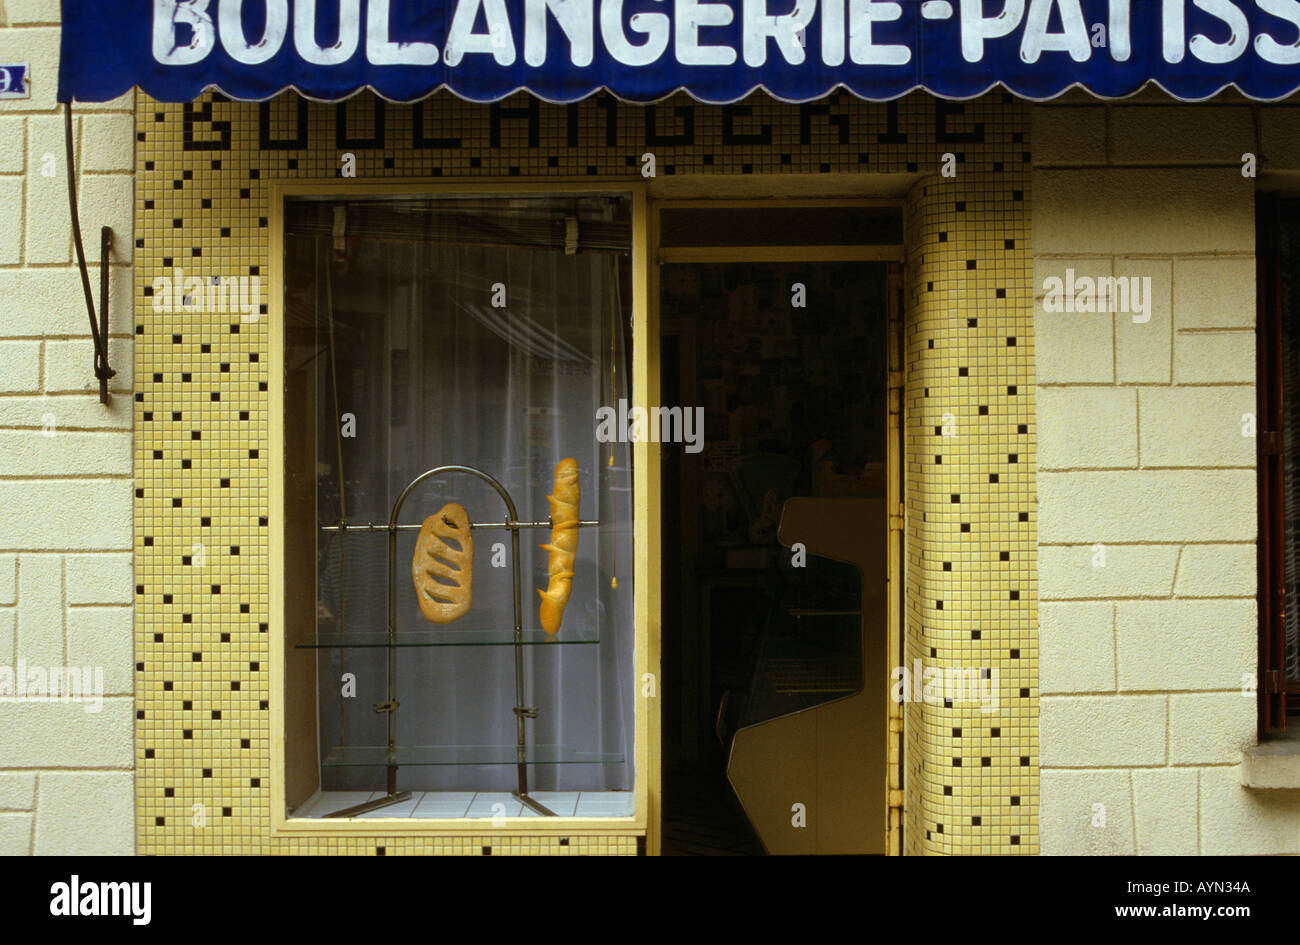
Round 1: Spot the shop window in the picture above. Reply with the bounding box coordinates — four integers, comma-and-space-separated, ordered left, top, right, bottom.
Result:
1258, 192, 1300, 733
280, 193, 637, 819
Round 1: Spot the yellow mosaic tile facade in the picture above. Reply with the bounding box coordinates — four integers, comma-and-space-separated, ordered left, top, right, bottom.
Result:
134, 89, 1034, 854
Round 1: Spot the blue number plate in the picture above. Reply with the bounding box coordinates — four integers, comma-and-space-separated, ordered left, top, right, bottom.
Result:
0, 65, 28, 99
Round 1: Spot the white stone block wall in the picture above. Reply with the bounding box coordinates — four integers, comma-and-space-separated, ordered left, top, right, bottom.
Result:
0, 5, 135, 855
1034, 99, 1300, 855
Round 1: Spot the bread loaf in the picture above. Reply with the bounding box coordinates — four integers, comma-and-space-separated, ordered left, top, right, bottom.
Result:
538, 458, 579, 635
412, 503, 473, 623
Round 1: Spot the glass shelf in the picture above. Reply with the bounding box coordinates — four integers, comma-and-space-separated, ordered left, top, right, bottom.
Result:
321, 745, 625, 767
296, 628, 598, 648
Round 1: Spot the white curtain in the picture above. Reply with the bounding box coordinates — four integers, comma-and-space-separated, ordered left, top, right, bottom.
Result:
301, 195, 634, 794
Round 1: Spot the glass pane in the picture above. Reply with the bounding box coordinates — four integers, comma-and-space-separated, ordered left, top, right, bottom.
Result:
284, 194, 635, 808
659, 206, 902, 247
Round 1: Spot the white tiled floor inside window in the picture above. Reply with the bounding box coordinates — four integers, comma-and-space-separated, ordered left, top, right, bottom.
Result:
293, 791, 634, 819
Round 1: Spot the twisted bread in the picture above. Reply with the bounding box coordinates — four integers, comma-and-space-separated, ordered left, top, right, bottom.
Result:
538, 458, 579, 635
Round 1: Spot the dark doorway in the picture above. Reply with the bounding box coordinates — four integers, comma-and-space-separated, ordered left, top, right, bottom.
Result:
659, 259, 890, 854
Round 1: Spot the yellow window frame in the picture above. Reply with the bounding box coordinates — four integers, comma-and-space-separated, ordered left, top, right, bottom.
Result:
267, 179, 657, 840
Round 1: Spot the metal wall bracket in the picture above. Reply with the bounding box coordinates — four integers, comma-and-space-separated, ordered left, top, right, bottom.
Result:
64, 103, 115, 405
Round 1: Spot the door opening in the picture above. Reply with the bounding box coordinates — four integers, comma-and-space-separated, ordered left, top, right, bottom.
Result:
658, 250, 895, 855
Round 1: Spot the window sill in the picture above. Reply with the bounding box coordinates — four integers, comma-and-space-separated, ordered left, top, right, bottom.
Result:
293, 790, 634, 820
271, 790, 644, 836
1241, 727, 1300, 789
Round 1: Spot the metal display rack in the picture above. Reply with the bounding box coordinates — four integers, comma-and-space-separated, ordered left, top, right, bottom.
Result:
312, 464, 601, 818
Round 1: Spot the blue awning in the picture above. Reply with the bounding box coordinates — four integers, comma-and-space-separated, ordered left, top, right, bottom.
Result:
58, 1, 1300, 105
